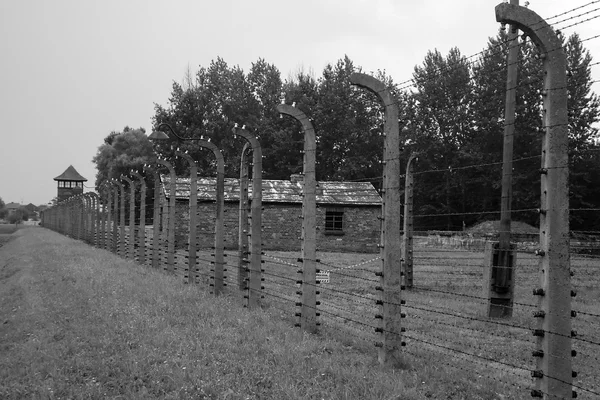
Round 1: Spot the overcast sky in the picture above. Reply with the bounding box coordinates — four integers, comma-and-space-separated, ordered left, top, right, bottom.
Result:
1, 0, 598, 206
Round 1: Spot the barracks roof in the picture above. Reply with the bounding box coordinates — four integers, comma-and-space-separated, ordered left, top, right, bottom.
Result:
161, 175, 381, 206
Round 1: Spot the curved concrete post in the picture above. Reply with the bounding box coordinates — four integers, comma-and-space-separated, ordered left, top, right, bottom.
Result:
99, 182, 110, 250
496, 4, 572, 398
350, 73, 403, 366
81, 195, 90, 243
156, 158, 177, 273
195, 140, 225, 295
175, 149, 199, 284
113, 180, 126, 257
101, 182, 112, 250
143, 164, 162, 269
237, 143, 251, 290
232, 126, 263, 308
121, 175, 137, 260
109, 180, 119, 253
131, 170, 147, 264
403, 154, 417, 289
277, 104, 317, 333
87, 192, 100, 247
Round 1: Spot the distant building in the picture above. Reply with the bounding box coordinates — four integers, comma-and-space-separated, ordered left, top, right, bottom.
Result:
54, 165, 87, 203
5, 202, 21, 216
161, 174, 382, 253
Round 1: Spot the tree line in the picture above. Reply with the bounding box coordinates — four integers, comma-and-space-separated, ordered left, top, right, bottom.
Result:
93, 31, 600, 232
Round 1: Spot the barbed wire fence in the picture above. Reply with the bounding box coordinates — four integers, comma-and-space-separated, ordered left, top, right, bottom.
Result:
39, 2, 600, 398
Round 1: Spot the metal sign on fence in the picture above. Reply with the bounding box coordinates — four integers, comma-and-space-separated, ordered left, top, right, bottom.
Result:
316, 271, 330, 284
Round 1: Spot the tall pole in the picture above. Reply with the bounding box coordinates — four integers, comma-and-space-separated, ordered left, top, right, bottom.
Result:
175, 149, 199, 284
350, 73, 403, 366
232, 126, 263, 309
497, 3, 572, 398
495, 0, 519, 307
156, 158, 177, 273
276, 105, 317, 333
131, 170, 147, 265
238, 143, 251, 291
143, 164, 162, 269
121, 175, 137, 260
403, 154, 417, 289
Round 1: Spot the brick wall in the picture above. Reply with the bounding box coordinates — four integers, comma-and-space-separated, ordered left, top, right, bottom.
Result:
172, 200, 380, 253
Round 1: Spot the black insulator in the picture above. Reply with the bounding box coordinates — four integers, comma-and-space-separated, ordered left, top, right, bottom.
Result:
531, 370, 543, 378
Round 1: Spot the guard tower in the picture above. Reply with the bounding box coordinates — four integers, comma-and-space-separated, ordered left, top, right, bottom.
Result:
54, 165, 87, 203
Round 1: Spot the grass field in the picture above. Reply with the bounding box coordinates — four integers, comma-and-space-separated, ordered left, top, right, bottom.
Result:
12, 227, 598, 399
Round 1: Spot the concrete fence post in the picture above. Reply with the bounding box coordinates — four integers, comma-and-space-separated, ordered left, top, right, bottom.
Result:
350, 73, 404, 366
277, 104, 317, 334
110, 180, 119, 254
113, 180, 126, 258
102, 182, 112, 251
403, 154, 417, 289
89, 192, 100, 247
121, 175, 137, 260
155, 158, 177, 273
195, 140, 225, 296
232, 126, 263, 309
496, 3, 573, 398
237, 143, 251, 291
143, 164, 162, 269
131, 170, 147, 264
175, 149, 200, 284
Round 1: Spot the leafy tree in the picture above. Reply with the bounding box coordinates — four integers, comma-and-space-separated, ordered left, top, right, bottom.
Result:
92, 127, 155, 188
409, 47, 476, 230
7, 213, 21, 225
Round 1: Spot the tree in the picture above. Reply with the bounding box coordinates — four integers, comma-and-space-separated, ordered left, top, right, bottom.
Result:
0, 197, 6, 220
564, 33, 600, 230
409, 47, 476, 230
92, 127, 155, 188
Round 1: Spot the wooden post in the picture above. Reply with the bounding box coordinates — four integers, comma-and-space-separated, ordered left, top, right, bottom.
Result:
175, 149, 199, 284
496, 3, 573, 398
350, 73, 403, 366
238, 143, 251, 291
277, 105, 317, 333
131, 171, 147, 264
403, 154, 417, 289
156, 158, 177, 273
121, 175, 137, 260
